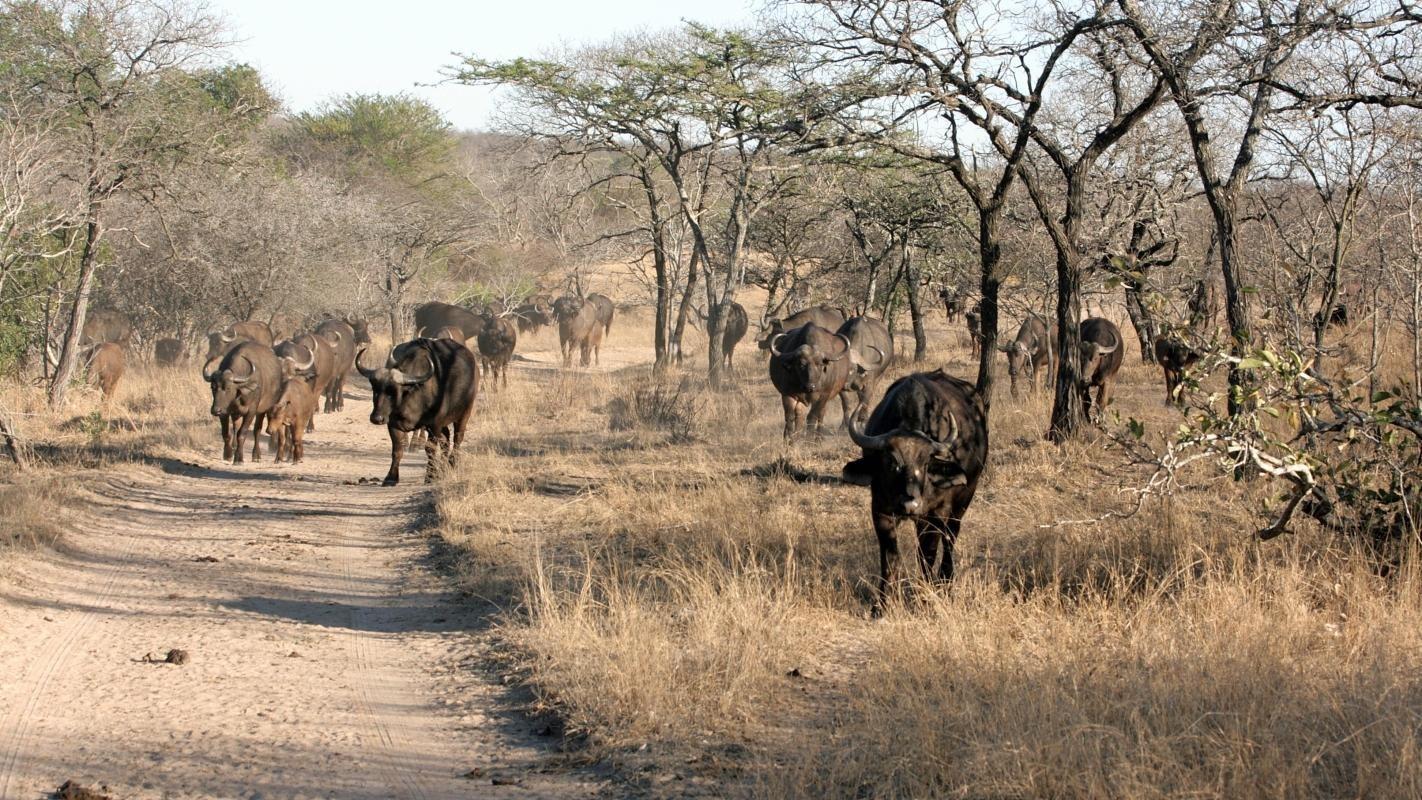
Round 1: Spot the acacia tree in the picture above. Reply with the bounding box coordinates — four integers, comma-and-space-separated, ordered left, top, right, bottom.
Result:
1115, 0, 1421, 417
2, 0, 250, 407
456, 25, 844, 385
791, 0, 1094, 411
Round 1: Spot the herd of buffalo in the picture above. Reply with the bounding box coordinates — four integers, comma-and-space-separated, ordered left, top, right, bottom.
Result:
74, 289, 1210, 610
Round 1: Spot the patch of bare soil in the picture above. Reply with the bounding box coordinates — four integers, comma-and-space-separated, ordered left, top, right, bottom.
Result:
0, 381, 606, 799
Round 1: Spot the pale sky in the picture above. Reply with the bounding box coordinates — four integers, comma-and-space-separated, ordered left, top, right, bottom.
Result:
212, 1, 760, 131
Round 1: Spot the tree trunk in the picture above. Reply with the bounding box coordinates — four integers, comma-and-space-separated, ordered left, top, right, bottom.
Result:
672, 248, 699, 366
903, 239, 927, 361
1215, 208, 1254, 419
1124, 280, 1157, 363
1047, 253, 1086, 442
48, 204, 102, 409
974, 208, 1003, 412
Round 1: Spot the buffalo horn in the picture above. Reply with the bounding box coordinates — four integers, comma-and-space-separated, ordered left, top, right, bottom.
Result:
769, 333, 790, 357
229, 356, 254, 384
846, 408, 893, 452
1097, 328, 1119, 355
864, 345, 886, 366
830, 334, 852, 362
396, 352, 435, 385
219, 328, 235, 343
291, 349, 315, 371
355, 348, 379, 380
201, 356, 221, 381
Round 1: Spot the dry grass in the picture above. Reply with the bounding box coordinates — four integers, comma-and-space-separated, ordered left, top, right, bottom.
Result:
437, 308, 1422, 798
0, 361, 212, 552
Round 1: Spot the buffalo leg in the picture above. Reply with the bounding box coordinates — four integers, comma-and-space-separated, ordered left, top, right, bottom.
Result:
233, 413, 253, 464
383, 427, 407, 486
424, 425, 449, 483
220, 415, 232, 461
872, 512, 901, 616
250, 412, 265, 462
781, 395, 797, 440
807, 397, 831, 436
915, 520, 942, 580
271, 423, 285, 463
292, 422, 304, 463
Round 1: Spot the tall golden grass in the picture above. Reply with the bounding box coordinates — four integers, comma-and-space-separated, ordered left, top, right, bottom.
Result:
439, 310, 1422, 798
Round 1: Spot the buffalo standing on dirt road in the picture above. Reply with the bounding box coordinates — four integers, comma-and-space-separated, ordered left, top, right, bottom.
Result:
757, 305, 846, 352
205, 321, 275, 362
1000, 315, 1055, 398
477, 314, 517, 389
767, 323, 871, 439
1080, 318, 1125, 421
357, 338, 479, 486
842, 370, 988, 613
552, 296, 603, 368
203, 342, 282, 463
836, 316, 892, 424
275, 333, 336, 430
315, 318, 360, 412
269, 366, 318, 464
86, 343, 125, 407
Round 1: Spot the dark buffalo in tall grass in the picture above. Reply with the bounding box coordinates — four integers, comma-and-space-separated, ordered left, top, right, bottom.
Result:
553, 295, 602, 368
842, 370, 988, 613
1000, 314, 1055, 398
767, 322, 873, 439
477, 314, 517, 389
80, 309, 133, 347
836, 316, 893, 423
1154, 336, 1203, 407
154, 337, 186, 366
1080, 317, 1125, 421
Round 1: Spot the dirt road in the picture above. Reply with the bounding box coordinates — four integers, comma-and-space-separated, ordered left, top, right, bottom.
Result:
0, 383, 600, 799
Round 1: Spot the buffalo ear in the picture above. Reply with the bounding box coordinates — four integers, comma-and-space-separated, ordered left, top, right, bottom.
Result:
842, 457, 874, 486
927, 461, 969, 489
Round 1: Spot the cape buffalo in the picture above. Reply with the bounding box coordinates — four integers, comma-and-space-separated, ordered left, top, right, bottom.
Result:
553, 295, 602, 368
1154, 336, 1203, 407
269, 365, 318, 464
413, 301, 485, 340
357, 338, 479, 486
477, 314, 517, 389
1000, 314, 1055, 398
154, 338, 186, 366
965, 301, 984, 358
836, 316, 893, 424
757, 305, 846, 352
1313, 304, 1348, 329
80, 309, 133, 347
1080, 317, 1125, 422
939, 288, 966, 323
586, 293, 615, 336
315, 318, 358, 412
768, 322, 871, 439
205, 321, 275, 361
86, 343, 125, 406
203, 341, 281, 463
717, 302, 749, 370
514, 294, 554, 334
842, 370, 988, 613
275, 333, 335, 430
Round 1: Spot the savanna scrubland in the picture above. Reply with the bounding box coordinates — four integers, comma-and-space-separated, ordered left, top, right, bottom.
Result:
4, 0, 1422, 797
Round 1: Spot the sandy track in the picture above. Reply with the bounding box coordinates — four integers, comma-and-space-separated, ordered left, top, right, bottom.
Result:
0, 384, 600, 799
